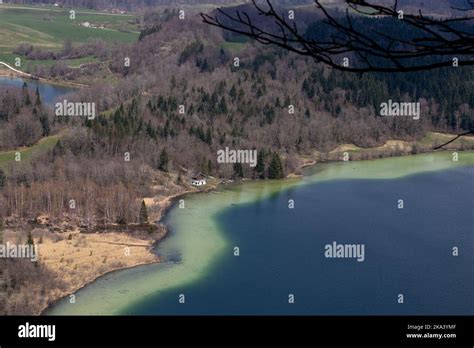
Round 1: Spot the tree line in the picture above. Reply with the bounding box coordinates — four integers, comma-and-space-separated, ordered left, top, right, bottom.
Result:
0, 12, 472, 224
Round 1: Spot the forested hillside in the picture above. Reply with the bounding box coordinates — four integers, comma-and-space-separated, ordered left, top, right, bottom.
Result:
0, 1, 473, 315
0, 7, 472, 224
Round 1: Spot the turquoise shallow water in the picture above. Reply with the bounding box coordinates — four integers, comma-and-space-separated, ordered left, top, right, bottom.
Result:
47, 151, 474, 315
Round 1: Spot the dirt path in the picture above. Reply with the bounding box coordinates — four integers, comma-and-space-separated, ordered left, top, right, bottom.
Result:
0, 61, 35, 78
0, 61, 90, 88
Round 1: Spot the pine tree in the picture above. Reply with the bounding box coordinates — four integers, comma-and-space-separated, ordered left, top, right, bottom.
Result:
218, 97, 228, 114
233, 163, 244, 178
27, 230, 35, 254
176, 173, 183, 186
35, 87, 42, 106
275, 97, 281, 108
207, 159, 213, 175
39, 113, 50, 136
201, 158, 208, 175
205, 128, 212, 145
254, 151, 265, 179
268, 153, 284, 179
22, 82, 31, 106
158, 148, 169, 172
139, 200, 149, 225
229, 85, 237, 101
0, 168, 6, 189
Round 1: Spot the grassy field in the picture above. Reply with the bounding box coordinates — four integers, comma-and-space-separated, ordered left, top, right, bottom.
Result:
328, 132, 474, 157
0, 4, 139, 68
0, 52, 99, 69
220, 41, 247, 53
0, 134, 61, 169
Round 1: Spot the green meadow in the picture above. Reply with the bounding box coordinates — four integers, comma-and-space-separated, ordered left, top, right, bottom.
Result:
219, 41, 247, 53
0, 4, 139, 67
0, 134, 60, 169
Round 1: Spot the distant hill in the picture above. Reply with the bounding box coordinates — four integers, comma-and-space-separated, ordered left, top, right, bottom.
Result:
4, 0, 468, 17
371, 0, 471, 16
315, 0, 471, 16
3, 0, 247, 11
4, 0, 469, 14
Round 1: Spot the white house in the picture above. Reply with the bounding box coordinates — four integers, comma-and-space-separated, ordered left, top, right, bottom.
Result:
81, 22, 91, 28
191, 176, 207, 186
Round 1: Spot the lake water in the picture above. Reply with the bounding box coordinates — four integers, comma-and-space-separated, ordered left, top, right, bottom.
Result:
47, 151, 474, 315
0, 76, 76, 106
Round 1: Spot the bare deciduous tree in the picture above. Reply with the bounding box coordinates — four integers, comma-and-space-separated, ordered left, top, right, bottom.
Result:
202, 0, 474, 145
202, 0, 474, 73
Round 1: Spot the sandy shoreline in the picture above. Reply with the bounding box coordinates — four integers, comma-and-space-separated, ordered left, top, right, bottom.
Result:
39, 254, 162, 316
29, 229, 165, 315
40, 187, 208, 316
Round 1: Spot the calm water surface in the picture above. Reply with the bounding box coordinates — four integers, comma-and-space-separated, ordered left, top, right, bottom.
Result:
0, 76, 76, 105
47, 152, 474, 315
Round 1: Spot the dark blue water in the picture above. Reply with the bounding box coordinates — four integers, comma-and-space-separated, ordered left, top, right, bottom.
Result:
0, 76, 76, 106
123, 167, 473, 315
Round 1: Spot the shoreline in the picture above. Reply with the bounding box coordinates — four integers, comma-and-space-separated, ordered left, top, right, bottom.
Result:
41, 188, 212, 316
42, 151, 474, 315
39, 144, 474, 315
39, 255, 162, 316
0, 68, 90, 88
37, 221, 173, 315
35, 228, 168, 316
